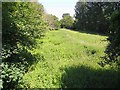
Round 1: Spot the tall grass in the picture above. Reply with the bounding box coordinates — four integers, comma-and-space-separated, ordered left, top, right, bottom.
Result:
23, 29, 119, 88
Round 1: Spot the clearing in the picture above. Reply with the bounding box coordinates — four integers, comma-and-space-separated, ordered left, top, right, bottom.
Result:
23, 29, 119, 88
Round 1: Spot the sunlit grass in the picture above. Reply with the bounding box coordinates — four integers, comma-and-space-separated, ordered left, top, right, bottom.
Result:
23, 29, 119, 88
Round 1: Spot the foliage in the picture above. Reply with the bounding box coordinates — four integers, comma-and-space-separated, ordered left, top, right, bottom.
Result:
44, 14, 61, 30
60, 14, 74, 29
74, 2, 120, 34
2, 2, 47, 89
2, 1, 120, 88
103, 11, 120, 67
2, 2, 46, 50
1, 63, 25, 89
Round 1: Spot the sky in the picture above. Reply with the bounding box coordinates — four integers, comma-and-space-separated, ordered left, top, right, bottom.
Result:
38, 0, 78, 19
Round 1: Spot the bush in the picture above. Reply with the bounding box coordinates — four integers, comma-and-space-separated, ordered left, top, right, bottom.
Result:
2, 2, 47, 88
104, 11, 120, 67
2, 63, 25, 88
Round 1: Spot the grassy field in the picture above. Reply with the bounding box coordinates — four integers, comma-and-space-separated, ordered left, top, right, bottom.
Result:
23, 29, 119, 88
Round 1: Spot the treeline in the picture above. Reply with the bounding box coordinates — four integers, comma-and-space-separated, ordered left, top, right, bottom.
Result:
44, 13, 75, 30
60, 2, 119, 35
74, 2, 120, 34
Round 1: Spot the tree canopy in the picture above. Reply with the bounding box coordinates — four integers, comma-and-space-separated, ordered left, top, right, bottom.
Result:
104, 11, 120, 67
60, 13, 74, 29
44, 14, 60, 30
74, 2, 120, 34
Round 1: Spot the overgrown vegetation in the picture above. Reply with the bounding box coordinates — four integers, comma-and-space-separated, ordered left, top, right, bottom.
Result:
22, 29, 119, 88
103, 11, 120, 68
2, 1, 120, 89
2, 2, 47, 89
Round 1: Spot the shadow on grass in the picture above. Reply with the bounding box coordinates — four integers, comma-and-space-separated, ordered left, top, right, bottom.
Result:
61, 65, 120, 88
66, 28, 107, 36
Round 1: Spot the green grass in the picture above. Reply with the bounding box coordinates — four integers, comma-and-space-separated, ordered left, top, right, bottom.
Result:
23, 29, 119, 88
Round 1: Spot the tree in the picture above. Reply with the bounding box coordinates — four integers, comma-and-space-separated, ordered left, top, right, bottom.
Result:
44, 14, 61, 30
74, 2, 87, 31
60, 13, 74, 29
104, 11, 120, 67
74, 1, 119, 34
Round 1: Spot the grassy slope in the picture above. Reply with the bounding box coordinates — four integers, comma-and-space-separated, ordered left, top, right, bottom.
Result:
23, 29, 119, 88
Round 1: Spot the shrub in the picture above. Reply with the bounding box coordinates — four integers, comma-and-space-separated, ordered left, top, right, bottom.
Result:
2, 63, 25, 89
104, 11, 120, 67
2, 2, 47, 88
